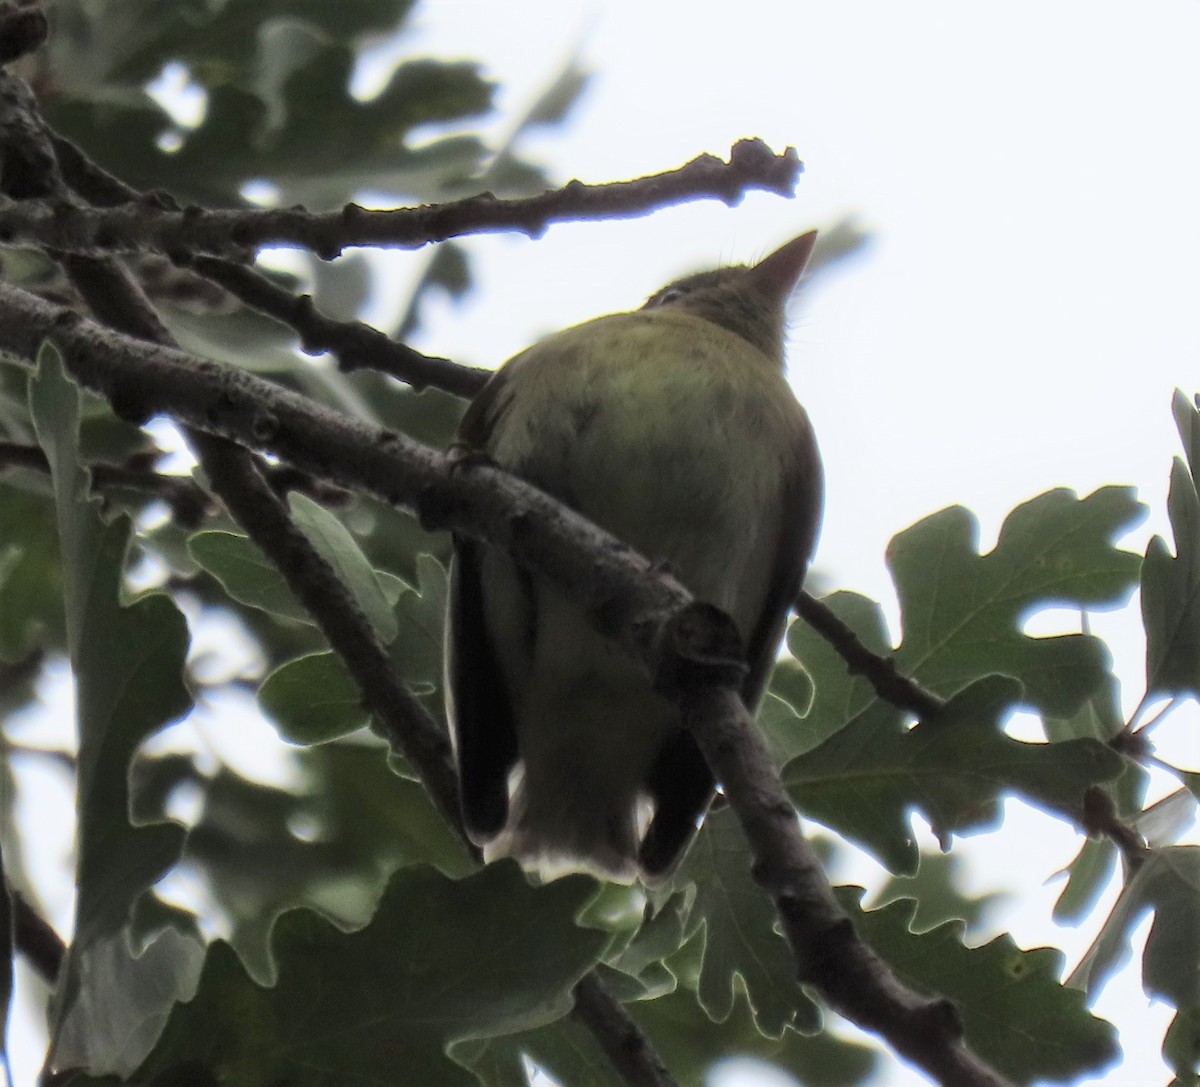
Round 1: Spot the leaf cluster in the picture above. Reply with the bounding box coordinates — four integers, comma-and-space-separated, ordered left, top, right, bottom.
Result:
0, 5, 1197, 1087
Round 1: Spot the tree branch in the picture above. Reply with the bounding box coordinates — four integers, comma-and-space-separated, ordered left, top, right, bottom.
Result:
794, 590, 944, 717
0, 61, 1020, 1085
33, 166, 472, 854
681, 684, 1013, 1087
188, 255, 490, 397
571, 975, 678, 1087
0, 139, 801, 259
43, 129, 491, 398
0, 72, 677, 1085
0, 2, 47, 65
0, 281, 1016, 1087
795, 590, 1148, 879
10, 890, 63, 985
0, 439, 215, 527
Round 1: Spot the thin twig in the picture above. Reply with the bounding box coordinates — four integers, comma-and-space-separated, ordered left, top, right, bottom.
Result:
0, 139, 802, 259
188, 255, 490, 397
571, 975, 678, 1087
0, 439, 214, 527
10, 890, 64, 985
46, 129, 490, 398
794, 590, 943, 717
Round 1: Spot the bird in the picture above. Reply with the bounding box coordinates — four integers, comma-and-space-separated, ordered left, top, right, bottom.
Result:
444, 231, 824, 882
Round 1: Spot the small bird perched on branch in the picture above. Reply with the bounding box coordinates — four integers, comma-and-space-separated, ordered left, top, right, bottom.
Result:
445, 232, 824, 882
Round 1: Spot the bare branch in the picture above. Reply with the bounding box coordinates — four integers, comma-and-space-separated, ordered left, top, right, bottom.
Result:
0, 3, 47, 65
10, 890, 64, 985
188, 255, 490, 397
571, 975, 678, 1087
0, 140, 802, 259
0, 439, 215, 527
794, 590, 943, 717
44, 130, 492, 398
680, 683, 1014, 1087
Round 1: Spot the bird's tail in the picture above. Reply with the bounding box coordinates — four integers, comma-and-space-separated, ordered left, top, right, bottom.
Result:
483, 771, 644, 884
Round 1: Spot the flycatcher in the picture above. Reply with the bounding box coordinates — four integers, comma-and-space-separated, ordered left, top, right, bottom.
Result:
445, 231, 824, 882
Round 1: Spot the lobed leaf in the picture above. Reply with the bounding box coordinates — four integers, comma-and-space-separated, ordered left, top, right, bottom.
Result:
1070, 845, 1200, 1012
783, 676, 1123, 872
128, 863, 606, 1086
887, 487, 1144, 715
842, 888, 1120, 1084
29, 343, 196, 1072
677, 808, 818, 1037
1142, 391, 1200, 699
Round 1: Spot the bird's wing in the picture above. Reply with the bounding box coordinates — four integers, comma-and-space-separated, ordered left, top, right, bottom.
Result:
742, 404, 824, 707
445, 367, 523, 841
638, 409, 823, 877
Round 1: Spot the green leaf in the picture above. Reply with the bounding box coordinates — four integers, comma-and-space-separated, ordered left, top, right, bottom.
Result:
842, 888, 1119, 1084
372, 58, 494, 134
677, 808, 818, 1037
163, 745, 470, 985
188, 529, 311, 623
631, 987, 876, 1087
188, 518, 406, 638
0, 488, 67, 659
130, 863, 607, 1086
784, 675, 1123, 872
887, 487, 1144, 714
160, 301, 303, 375
761, 656, 816, 763
608, 893, 689, 981
252, 18, 330, 136
1163, 1004, 1200, 1084
1053, 838, 1118, 925
1143, 391, 1200, 698
29, 343, 196, 1071
784, 591, 894, 755
389, 552, 449, 692
492, 984, 876, 1087
40, 3, 523, 209
48, 926, 206, 1079
1070, 845, 1200, 1011
789, 491, 1143, 776
259, 651, 367, 744
871, 850, 1003, 935
288, 491, 400, 644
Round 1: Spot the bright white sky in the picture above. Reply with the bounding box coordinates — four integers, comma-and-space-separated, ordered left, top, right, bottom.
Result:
8, 2, 1200, 1084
